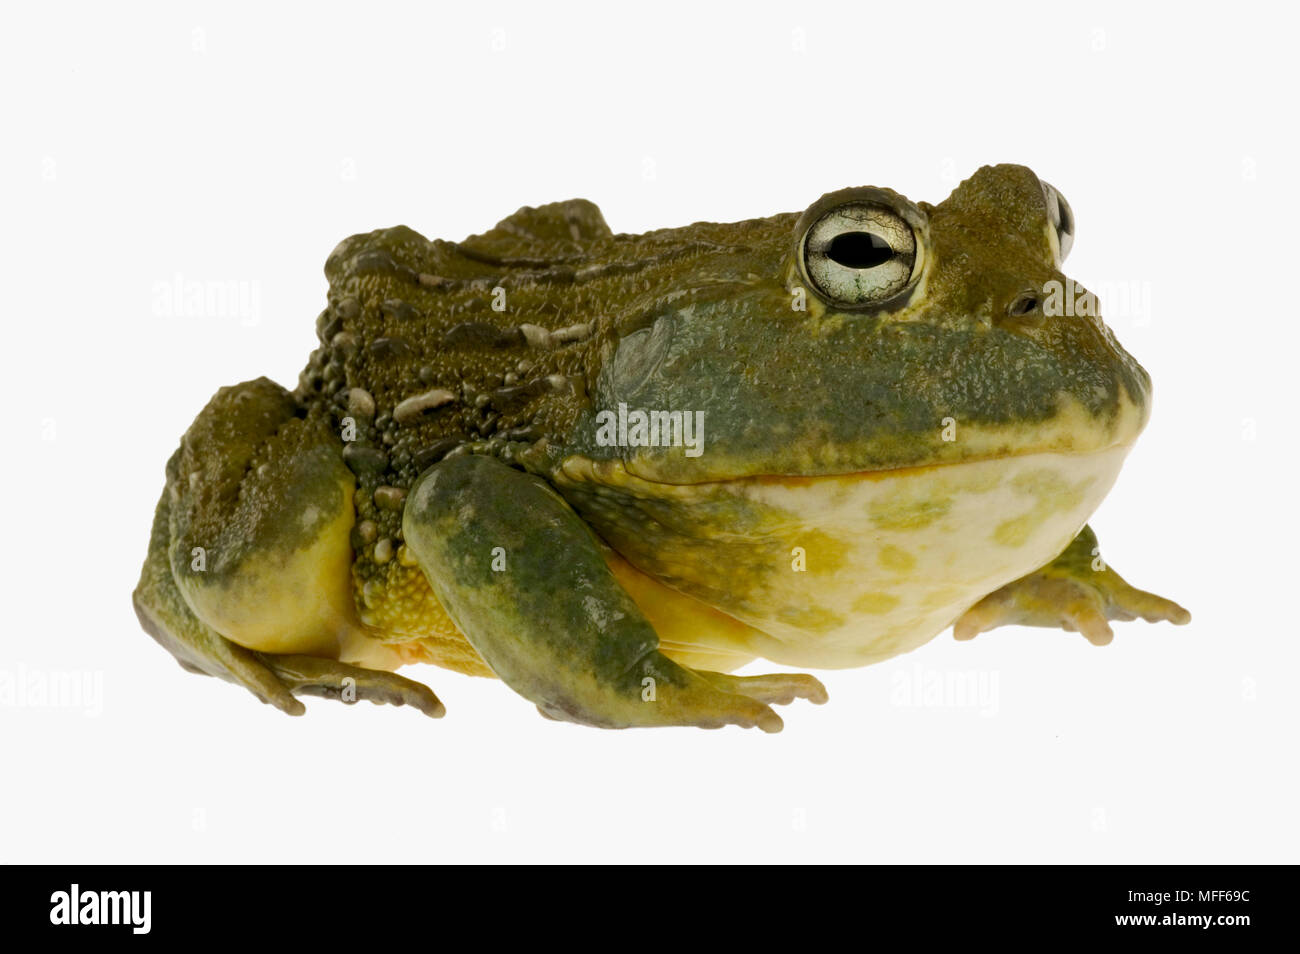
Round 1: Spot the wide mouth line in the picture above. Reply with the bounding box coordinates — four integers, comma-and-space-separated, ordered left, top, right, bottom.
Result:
617, 440, 1137, 490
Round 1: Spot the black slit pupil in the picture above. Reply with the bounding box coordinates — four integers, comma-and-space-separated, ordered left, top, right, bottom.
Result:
1057, 199, 1073, 236
827, 231, 892, 269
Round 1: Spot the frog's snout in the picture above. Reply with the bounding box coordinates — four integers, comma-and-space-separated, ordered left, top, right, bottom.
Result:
984, 272, 1153, 434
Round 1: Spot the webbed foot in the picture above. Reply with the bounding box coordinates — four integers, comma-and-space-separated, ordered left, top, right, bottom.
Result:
953, 525, 1190, 646
259, 654, 444, 717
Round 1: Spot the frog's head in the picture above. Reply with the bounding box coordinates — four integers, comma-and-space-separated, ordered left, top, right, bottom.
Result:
553, 165, 1153, 662
571, 163, 1148, 484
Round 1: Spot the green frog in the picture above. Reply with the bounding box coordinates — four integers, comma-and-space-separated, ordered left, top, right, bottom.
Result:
133, 164, 1189, 732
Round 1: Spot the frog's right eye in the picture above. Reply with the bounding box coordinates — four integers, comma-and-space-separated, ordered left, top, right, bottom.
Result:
1040, 180, 1075, 265
796, 193, 925, 310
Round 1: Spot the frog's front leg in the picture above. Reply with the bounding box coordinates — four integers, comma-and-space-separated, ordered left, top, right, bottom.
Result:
953, 525, 1190, 646
402, 455, 827, 732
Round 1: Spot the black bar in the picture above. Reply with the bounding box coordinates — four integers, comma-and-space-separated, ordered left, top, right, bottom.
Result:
0, 865, 1279, 941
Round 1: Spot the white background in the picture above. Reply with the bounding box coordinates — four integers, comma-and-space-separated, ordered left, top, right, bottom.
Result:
2, 0, 1296, 863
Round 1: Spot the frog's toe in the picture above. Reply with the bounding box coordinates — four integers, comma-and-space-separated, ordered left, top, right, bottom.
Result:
1055, 589, 1116, 646
661, 684, 785, 733
259, 655, 445, 718
1107, 583, 1192, 627
951, 588, 1017, 642
699, 671, 829, 706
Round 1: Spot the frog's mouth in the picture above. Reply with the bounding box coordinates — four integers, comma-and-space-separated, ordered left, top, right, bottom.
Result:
592, 381, 1150, 489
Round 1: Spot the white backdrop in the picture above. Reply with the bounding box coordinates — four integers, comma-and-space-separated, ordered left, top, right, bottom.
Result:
2, 0, 1295, 863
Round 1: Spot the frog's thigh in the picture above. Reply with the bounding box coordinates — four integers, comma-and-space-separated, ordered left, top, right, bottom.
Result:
164, 377, 359, 658
402, 455, 826, 731
134, 490, 443, 716
134, 485, 306, 714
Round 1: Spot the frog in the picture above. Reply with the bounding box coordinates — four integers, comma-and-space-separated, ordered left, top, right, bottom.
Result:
132, 163, 1190, 732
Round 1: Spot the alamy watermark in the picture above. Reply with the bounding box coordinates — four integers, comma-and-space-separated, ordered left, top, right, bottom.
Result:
151, 272, 261, 326
890, 664, 999, 717
50, 884, 150, 934
1, 664, 103, 717
594, 403, 705, 458
1042, 277, 1152, 326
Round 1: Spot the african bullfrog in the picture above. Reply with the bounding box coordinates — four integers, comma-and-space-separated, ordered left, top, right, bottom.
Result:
133, 163, 1189, 732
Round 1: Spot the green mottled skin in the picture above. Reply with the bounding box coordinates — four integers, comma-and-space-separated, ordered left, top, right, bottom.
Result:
133, 163, 1188, 731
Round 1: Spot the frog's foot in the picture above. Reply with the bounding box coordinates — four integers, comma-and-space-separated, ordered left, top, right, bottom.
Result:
953, 525, 1191, 646
539, 660, 803, 733
403, 454, 828, 732
531, 662, 824, 731
698, 671, 829, 707
604, 656, 828, 732
258, 654, 445, 717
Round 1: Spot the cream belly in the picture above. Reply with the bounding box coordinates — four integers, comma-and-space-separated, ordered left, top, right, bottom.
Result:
561, 444, 1135, 671
708, 445, 1134, 668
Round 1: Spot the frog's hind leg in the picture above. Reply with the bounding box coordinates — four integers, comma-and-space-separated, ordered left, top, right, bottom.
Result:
132, 377, 443, 717
401, 454, 827, 732
134, 485, 305, 714
133, 511, 442, 716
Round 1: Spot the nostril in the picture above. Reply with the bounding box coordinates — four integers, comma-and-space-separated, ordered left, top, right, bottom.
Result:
1007, 293, 1040, 317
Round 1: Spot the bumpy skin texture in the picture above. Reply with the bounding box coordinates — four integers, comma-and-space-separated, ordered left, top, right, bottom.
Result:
133, 164, 1189, 731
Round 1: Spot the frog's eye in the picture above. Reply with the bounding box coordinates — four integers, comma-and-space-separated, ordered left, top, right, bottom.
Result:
800, 202, 920, 308
1040, 180, 1075, 265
